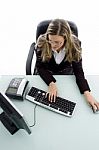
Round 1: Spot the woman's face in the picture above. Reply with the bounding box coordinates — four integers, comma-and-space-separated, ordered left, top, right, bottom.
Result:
48, 34, 65, 52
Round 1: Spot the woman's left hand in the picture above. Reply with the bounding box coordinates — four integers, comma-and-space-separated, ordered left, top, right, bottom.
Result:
84, 91, 99, 112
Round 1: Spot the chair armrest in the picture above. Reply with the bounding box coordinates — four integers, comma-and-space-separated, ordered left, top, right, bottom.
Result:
26, 42, 36, 75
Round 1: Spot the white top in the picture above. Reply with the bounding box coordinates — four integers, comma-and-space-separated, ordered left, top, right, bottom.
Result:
52, 47, 66, 64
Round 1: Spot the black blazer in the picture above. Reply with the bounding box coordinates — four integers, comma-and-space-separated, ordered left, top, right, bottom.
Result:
36, 49, 90, 94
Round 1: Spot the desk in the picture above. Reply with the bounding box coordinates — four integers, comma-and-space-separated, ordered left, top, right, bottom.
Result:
0, 75, 99, 150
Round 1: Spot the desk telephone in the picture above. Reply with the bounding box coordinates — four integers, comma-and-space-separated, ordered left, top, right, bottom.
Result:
5, 78, 28, 100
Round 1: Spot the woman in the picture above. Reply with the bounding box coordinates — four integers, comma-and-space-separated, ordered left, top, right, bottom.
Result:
35, 18, 99, 112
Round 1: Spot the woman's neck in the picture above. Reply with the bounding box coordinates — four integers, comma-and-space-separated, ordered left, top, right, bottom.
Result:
55, 45, 65, 53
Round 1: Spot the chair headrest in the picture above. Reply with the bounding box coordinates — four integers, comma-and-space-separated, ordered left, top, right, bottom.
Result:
36, 20, 78, 40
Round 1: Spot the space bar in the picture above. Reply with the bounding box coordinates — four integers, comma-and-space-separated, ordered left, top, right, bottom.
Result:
39, 100, 58, 109
50, 104, 58, 110
41, 100, 49, 106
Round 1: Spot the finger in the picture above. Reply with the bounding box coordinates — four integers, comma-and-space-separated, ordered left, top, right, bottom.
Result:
96, 103, 99, 110
50, 94, 54, 102
48, 93, 52, 102
94, 103, 99, 110
46, 93, 51, 102
49, 94, 55, 102
45, 92, 49, 98
92, 104, 97, 112
53, 94, 56, 102
88, 102, 96, 112
53, 91, 57, 102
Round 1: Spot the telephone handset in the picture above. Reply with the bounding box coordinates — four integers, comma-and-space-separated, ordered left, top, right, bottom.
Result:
5, 78, 28, 100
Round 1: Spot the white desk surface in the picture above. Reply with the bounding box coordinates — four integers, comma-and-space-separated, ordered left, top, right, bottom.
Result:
0, 75, 99, 150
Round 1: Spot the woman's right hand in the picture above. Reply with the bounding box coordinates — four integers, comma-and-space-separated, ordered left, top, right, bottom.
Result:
47, 82, 58, 102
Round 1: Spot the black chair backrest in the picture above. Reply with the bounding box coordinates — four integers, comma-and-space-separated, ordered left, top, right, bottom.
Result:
36, 20, 78, 41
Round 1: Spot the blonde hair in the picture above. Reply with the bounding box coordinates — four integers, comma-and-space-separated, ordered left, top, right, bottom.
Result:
36, 19, 82, 63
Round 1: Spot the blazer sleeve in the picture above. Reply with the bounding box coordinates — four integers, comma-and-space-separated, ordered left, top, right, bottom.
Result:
36, 49, 56, 85
72, 59, 91, 94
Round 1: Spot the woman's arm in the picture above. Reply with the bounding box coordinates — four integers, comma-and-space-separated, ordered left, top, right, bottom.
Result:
36, 49, 57, 102
72, 59, 90, 93
36, 48, 56, 85
72, 59, 99, 111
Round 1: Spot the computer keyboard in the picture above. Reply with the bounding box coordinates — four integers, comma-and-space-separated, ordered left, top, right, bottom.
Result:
26, 86, 76, 117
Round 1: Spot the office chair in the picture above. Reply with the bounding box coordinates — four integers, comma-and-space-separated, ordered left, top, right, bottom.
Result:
26, 20, 78, 75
